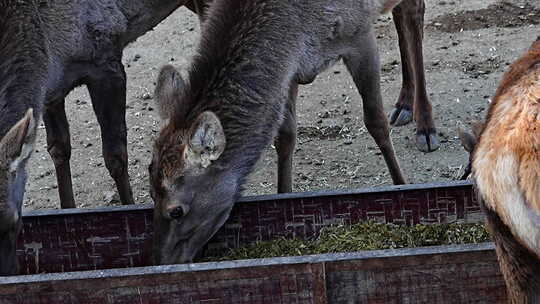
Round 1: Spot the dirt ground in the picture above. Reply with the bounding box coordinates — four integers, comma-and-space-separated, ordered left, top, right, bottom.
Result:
23, 0, 540, 210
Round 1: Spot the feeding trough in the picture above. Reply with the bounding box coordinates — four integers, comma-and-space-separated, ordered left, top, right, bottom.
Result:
1, 181, 506, 303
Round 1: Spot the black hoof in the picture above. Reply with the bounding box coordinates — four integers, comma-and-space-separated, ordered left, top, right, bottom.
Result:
389, 108, 413, 126
415, 131, 440, 152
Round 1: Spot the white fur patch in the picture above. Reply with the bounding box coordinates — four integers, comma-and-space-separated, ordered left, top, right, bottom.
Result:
476, 153, 540, 254
503, 190, 540, 254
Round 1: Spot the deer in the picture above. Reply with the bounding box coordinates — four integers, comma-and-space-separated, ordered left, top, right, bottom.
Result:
0, 110, 36, 276
0, 0, 430, 274
9, 0, 431, 209
186, 0, 437, 194
0, 0, 216, 276
459, 39, 540, 303
0, 0, 432, 210
149, 0, 409, 265
194, 0, 439, 153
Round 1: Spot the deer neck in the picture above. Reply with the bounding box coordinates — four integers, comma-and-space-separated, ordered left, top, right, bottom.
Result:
483, 205, 540, 303
0, 4, 47, 139
116, 0, 188, 45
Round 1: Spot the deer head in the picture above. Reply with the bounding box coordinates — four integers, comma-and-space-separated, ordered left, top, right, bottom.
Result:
150, 65, 238, 265
0, 109, 36, 275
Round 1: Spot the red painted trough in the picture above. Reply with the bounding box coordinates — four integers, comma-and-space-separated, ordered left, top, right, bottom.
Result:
1, 181, 506, 303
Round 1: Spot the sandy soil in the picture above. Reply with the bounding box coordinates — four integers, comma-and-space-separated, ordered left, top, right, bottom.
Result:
23, 0, 540, 210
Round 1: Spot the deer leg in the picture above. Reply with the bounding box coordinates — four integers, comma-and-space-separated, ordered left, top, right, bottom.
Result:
43, 99, 76, 209
391, 0, 439, 152
389, 3, 414, 127
87, 62, 134, 205
344, 30, 406, 185
481, 202, 540, 303
274, 83, 298, 193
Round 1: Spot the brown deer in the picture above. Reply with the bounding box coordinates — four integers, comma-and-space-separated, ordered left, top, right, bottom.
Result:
150, 0, 408, 265
459, 39, 540, 303
390, 0, 438, 153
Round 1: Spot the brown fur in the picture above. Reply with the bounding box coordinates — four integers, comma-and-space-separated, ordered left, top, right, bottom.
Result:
474, 45, 540, 215
467, 39, 540, 303
492, 40, 540, 103
481, 202, 540, 304
390, 0, 439, 152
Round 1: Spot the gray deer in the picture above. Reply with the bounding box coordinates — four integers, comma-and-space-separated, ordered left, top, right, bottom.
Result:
150, 0, 408, 265
0, 0, 206, 276
0, 0, 430, 274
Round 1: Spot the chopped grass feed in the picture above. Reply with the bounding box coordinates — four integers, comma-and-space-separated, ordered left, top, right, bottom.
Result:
199, 221, 491, 262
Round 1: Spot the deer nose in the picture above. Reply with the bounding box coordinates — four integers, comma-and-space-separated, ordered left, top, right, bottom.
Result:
167, 206, 185, 219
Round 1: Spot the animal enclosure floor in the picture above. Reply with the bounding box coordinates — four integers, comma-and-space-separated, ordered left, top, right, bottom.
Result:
24, 0, 540, 210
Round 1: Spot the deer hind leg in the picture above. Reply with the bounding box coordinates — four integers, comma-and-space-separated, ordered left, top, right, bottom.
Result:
274, 83, 298, 193
481, 202, 540, 303
87, 61, 134, 205
391, 0, 439, 152
44, 99, 76, 209
344, 30, 406, 185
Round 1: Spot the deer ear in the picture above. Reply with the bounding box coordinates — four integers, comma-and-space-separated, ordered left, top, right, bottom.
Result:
154, 65, 185, 121
185, 112, 226, 168
458, 125, 477, 153
0, 109, 36, 170
471, 120, 485, 139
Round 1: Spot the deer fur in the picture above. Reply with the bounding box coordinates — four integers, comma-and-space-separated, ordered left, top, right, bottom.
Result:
0, 109, 36, 276
0, 0, 430, 274
0, 0, 205, 276
0, 0, 200, 213
390, 0, 438, 152
459, 39, 540, 303
150, 0, 407, 265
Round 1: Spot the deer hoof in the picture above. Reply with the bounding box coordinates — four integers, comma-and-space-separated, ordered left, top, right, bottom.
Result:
415, 132, 440, 152
389, 108, 413, 126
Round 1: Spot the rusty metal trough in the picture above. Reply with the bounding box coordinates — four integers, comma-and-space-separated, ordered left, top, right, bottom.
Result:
0, 181, 507, 303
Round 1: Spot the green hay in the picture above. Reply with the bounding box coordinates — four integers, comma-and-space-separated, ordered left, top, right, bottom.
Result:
200, 221, 491, 262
